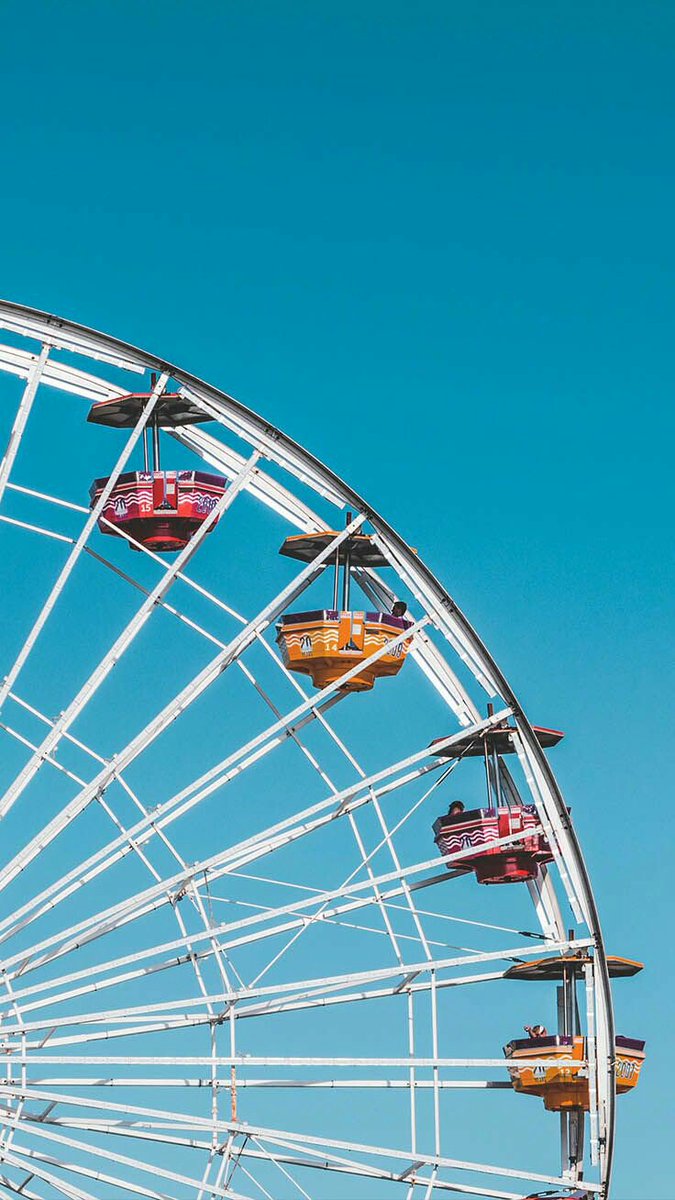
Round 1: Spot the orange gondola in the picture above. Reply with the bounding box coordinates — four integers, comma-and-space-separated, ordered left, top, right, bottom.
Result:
276, 523, 413, 692
504, 1033, 645, 1111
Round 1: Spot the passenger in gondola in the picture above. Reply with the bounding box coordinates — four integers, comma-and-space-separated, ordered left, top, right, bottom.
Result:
524, 1024, 548, 1039
392, 600, 408, 617
447, 800, 465, 819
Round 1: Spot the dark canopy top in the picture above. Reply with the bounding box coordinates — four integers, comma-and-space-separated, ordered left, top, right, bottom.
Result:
429, 724, 564, 759
88, 392, 214, 428
506, 954, 644, 981
279, 530, 392, 567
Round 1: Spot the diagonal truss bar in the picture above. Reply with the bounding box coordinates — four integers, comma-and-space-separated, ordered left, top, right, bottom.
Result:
1, 1148, 92, 1200
171, 422, 325, 532
0, 516, 364, 898
0, 450, 261, 820
226, 1121, 603, 1193
0, 1169, 48, 1200
1, 1143, 229, 1200
0, 645, 467, 960
0, 712, 510, 976
0, 372, 169, 715
0, 345, 50, 505
0, 938, 590, 1041
0, 802, 534, 990
235, 1142, 523, 1199
0, 1114, 248, 1200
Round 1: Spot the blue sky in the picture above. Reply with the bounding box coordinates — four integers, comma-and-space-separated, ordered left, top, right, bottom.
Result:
0, 3, 672, 1196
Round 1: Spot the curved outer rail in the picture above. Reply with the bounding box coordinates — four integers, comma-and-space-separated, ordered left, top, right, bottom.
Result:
0, 298, 616, 1195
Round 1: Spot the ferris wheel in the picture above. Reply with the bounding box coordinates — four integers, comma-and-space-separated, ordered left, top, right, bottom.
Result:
0, 299, 644, 1200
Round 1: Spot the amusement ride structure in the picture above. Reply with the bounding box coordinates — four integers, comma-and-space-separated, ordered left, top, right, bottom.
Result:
0, 301, 644, 1198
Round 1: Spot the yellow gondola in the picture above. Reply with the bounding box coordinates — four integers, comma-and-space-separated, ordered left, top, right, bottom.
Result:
504, 1033, 645, 1111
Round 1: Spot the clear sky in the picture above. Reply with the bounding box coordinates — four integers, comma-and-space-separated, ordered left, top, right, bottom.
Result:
1, 3, 673, 1197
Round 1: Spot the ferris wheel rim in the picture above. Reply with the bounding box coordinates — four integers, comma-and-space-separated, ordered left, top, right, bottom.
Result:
0, 296, 616, 1198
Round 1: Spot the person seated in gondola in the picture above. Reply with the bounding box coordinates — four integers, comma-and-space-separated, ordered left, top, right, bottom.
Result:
524, 1024, 548, 1039
446, 800, 465, 818
392, 600, 408, 617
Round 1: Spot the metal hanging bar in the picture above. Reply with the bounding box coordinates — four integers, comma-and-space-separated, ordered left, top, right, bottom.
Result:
341, 511, 352, 610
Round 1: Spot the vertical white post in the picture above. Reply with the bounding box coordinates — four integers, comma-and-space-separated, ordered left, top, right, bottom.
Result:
585, 960, 600, 1165
407, 988, 417, 1157
430, 969, 441, 1160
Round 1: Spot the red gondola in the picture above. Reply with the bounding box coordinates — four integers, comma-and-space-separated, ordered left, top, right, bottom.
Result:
87, 387, 227, 553
431, 713, 563, 884
89, 469, 228, 553
432, 803, 553, 883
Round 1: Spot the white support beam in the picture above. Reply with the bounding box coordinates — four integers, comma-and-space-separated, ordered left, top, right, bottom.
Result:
0, 372, 169, 716
0, 711, 512, 975
171, 423, 325, 532
354, 565, 477, 728
0, 450, 260, 819
0, 938, 591, 1043
223, 1120, 603, 1193
0, 344, 50, 504
0, 817, 546, 986
0, 516, 363, 897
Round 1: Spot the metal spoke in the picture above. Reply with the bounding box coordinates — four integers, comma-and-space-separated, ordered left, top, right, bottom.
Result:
0, 344, 50, 504
0, 450, 261, 818
0, 371, 169, 715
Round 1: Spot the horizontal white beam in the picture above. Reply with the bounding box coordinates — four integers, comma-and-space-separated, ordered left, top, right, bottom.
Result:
0, 1055, 582, 1069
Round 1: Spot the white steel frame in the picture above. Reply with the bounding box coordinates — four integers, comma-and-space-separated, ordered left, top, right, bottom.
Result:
0, 299, 617, 1200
